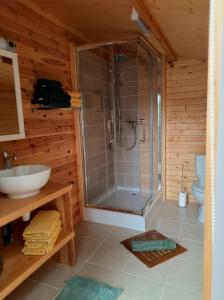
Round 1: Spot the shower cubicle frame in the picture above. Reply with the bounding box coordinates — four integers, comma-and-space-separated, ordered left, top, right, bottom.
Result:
73, 35, 166, 219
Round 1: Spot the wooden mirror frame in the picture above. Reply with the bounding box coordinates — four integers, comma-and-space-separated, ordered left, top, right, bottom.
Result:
0, 48, 25, 141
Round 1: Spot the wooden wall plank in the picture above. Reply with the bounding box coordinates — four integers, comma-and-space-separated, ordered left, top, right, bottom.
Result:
166, 59, 207, 202
0, 1, 81, 225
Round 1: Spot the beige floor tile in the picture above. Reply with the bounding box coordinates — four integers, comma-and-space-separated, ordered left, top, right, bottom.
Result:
30, 260, 83, 289
75, 220, 87, 233
162, 285, 202, 300
78, 226, 113, 241
105, 227, 142, 243
178, 239, 204, 263
167, 259, 203, 293
161, 201, 199, 213
114, 273, 163, 300
78, 262, 121, 285
161, 200, 179, 210
76, 236, 101, 261
6, 280, 58, 300
124, 255, 171, 283
180, 224, 204, 242
76, 221, 115, 234
187, 202, 199, 213
150, 219, 181, 238
184, 211, 200, 225
88, 242, 131, 271
157, 208, 186, 223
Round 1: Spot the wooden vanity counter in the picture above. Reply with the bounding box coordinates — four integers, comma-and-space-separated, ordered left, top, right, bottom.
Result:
0, 182, 76, 299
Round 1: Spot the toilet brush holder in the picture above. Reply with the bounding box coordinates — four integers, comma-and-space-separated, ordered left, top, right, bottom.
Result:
178, 164, 187, 207
178, 192, 187, 208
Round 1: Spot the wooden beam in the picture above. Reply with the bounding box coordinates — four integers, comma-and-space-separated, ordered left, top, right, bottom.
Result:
129, 0, 176, 61
161, 55, 166, 201
69, 42, 79, 91
18, 0, 90, 44
70, 43, 85, 219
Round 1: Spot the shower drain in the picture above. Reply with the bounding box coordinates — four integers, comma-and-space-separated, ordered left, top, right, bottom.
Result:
129, 192, 137, 196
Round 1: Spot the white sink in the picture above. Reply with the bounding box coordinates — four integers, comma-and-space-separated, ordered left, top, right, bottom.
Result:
0, 165, 51, 199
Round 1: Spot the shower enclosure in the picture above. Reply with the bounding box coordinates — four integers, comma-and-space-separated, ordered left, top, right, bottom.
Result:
77, 37, 162, 216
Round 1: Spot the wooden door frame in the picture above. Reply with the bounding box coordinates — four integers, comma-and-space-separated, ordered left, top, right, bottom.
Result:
69, 42, 85, 219
161, 55, 166, 201
204, 0, 224, 299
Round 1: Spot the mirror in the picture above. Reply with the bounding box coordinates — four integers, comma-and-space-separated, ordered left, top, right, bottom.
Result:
0, 48, 25, 141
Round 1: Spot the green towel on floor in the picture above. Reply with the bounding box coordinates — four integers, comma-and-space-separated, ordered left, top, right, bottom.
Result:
56, 276, 124, 300
131, 239, 176, 252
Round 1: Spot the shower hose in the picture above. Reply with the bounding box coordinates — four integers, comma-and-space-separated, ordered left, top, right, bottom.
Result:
126, 123, 138, 151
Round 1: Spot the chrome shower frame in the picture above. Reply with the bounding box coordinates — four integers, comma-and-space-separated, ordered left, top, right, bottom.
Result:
75, 35, 163, 216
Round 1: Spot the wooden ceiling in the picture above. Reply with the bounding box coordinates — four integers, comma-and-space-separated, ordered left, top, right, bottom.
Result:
143, 0, 209, 58
30, 0, 209, 59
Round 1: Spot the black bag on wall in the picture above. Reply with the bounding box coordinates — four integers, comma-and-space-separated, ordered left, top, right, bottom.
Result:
32, 79, 71, 108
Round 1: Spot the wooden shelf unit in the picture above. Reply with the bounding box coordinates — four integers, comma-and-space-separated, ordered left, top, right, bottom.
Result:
0, 182, 76, 299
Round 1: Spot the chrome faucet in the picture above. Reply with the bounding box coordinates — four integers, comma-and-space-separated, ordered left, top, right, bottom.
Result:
2, 151, 16, 169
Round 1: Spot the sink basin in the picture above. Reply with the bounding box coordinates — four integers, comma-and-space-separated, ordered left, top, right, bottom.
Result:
0, 165, 51, 199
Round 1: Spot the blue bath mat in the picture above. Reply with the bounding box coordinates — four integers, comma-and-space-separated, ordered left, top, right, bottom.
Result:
56, 276, 124, 300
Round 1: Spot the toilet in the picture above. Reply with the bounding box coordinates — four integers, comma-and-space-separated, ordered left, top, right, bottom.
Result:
192, 155, 205, 223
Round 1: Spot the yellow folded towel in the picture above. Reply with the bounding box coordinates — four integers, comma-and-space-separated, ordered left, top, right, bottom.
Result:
22, 225, 62, 255
23, 210, 60, 240
70, 98, 81, 103
68, 91, 81, 98
70, 99, 81, 108
24, 221, 62, 248
71, 99, 81, 104
23, 219, 61, 241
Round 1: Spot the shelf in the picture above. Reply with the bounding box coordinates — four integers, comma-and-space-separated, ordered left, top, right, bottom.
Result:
0, 181, 75, 298
31, 107, 74, 112
0, 230, 74, 299
0, 182, 72, 227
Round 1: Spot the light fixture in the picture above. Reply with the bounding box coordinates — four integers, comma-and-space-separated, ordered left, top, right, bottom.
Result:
131, 8, 150, 36
0, 37, 16, 52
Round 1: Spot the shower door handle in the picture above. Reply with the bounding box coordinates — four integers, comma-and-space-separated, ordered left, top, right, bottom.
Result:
107, 120, 114, 144
139, 119, 145, 143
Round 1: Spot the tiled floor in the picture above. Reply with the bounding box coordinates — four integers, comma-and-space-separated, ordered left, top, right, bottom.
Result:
6, 200, 204, 300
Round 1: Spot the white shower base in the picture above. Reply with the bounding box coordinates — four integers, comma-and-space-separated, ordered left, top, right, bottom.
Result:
93, 186, 150, 213
84, 189, 162, 231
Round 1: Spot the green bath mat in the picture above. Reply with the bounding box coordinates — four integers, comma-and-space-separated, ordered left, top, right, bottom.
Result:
56, 276, 124, 300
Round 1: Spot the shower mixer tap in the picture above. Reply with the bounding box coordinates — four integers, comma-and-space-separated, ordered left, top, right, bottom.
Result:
107, 120, 114, 149
139, 119, 146, 143
116, 112, 122, 143
126, 120, 138, 129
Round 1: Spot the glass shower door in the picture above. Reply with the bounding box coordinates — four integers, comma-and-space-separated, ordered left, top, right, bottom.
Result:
110, 42, 143, 212
138, 45, 163, 211
138, 45, 154, 209
79, 47, 115, 206
153, 56, 162, 194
